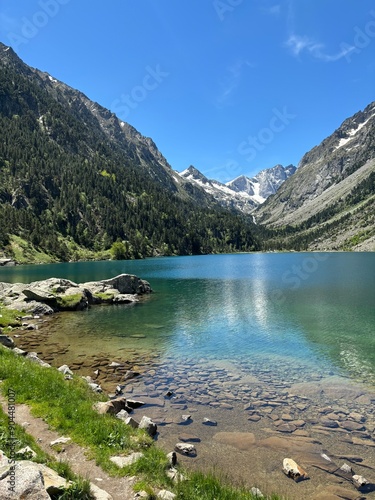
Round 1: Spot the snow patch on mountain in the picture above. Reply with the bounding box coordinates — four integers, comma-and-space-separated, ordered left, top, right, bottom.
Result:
178, 164, 296, 214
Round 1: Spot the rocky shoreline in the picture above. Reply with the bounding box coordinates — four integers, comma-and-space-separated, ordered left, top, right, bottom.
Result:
1, 274, 375, 498
0, 273, 152, 316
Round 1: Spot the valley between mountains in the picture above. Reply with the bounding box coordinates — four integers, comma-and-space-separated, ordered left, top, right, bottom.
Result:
0, 41, 374, 264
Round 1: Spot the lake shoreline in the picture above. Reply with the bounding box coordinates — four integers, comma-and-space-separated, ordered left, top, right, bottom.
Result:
6, 314, 375, 500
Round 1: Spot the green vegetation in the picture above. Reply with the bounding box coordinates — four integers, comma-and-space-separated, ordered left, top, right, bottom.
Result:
0, 303, 22, 328
0, 346, 283, 499
0, 62, 260, 263
0, 404, 95, 499
93, 292, 115, 302
55, 293, 84, 310
176, 471, 284, 500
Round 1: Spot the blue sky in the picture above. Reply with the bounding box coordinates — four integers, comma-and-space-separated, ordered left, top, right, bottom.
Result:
0, 0, 374, 182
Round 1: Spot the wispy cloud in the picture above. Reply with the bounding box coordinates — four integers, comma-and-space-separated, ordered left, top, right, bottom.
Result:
285, 34, 356, 62
262, 5, 281, 16
216, 59, 254, 107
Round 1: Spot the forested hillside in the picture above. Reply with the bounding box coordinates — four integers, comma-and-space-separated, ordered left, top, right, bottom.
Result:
0, 43, 260, 262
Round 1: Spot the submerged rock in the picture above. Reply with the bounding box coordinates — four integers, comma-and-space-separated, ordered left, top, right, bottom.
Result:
282, 458, 308, 482
0, 335, 15, 348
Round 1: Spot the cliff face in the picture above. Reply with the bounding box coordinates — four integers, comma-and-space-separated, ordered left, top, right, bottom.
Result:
255, 101, 375, 251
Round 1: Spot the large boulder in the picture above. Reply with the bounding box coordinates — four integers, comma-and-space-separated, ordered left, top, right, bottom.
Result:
0, 460, 50, 499
100, 274, 151, 295
22, 288, 56, 302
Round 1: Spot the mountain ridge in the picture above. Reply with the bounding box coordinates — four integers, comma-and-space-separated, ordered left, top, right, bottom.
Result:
0, 41, 261, 262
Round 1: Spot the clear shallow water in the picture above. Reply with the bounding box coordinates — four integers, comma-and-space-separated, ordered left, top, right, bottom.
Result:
1, 252, 375, 386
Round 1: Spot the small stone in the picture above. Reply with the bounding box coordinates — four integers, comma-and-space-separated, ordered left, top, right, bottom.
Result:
139, 416, 157, 437
50, 437, 71, 447
124, 417, 139, 429
277, 423, 297, 433
0, 335, 15, 348
166, 467, 186, 483
248, 415, 261, 422
123, 370, 140, 381
16, 446, 37, 459
181, 414, 192, 421
250, 487, 264, 498
340, 420, 365, 432
110, 452, 144, 468
157, 490, 176, 500
58, 365, 73, 376
175, 443, 197, 456
167, 451, 177, 467
282, 458, 308, 482
281, 414, 293, 421
126, 399, 145, 409
202, 418, 217, 426
340, 463, 353, 474
321, 419, 339, 428
352, 474, 369, 489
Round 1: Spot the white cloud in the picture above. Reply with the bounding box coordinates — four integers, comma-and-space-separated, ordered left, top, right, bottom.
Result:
285, 34, 356, 62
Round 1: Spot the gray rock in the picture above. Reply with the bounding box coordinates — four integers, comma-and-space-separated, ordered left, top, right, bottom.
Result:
0, 460, 50, 499
174, 443, 197, 456
167, 451, 177, 467
157, 490, 176, 499
16, 446, 37, 459
110, 452, 144, 468
202, 417, 217, 426
250, 487, 264, 498
340, 420, 365, 432
100, 274, 152, 295
352, 474, 369, 488
282, 458, 308, 482
0, 335, 14, 348
89, 482, 114, 500
26, 353, 51, 368
139, 416, 157, 437
58, 365, 73, 376
23, 287, 56, 302
50, 437, 71, 447
38, 463, 69, 496
113, 294, 138, 304
124, 417, 139, 429
123, 370, 140, 381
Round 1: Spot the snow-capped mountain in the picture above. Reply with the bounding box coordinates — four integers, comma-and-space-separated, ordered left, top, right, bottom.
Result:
179, 164, 296, 213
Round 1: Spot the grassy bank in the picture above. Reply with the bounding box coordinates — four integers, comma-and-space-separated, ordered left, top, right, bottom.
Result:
0, 345, 285, 499
0, 404, 94, 498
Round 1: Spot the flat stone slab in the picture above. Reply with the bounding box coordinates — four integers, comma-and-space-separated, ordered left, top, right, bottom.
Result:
213, 432, 256, 450
109, 452, 144, 468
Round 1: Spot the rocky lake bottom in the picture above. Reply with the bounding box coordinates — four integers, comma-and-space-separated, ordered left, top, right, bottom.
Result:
12, 314, 375, 500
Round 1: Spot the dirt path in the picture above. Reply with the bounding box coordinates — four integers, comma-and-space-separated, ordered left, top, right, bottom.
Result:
0, 397, 135, 500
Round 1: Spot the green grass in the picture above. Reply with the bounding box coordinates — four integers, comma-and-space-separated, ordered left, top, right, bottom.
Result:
0, 346, 285, 499
175, 471, 285, 500
56, 294, 85, 310
0, 404, 95, 499
9, 234, 56, 264
0, 303, 22, 328
93, 292, 115, 302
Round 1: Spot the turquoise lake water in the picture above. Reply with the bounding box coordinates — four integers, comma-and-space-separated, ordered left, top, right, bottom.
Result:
1, 252, 374, 387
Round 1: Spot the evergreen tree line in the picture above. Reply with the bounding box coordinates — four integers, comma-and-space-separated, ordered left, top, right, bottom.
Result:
0, 64, 261, 260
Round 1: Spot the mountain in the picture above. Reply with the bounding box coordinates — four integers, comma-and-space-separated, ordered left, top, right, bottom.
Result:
179, 164, 296, 213
256, 101, 375, 251
0, 42, 260, 262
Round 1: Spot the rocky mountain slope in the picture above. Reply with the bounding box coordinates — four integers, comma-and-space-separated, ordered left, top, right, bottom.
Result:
0, 42, 260, 261
179, 164, 296, 214
256, 101, 375, 251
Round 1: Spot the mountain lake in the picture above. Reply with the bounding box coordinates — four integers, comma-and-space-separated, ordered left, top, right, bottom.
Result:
1, 253, 375, 498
